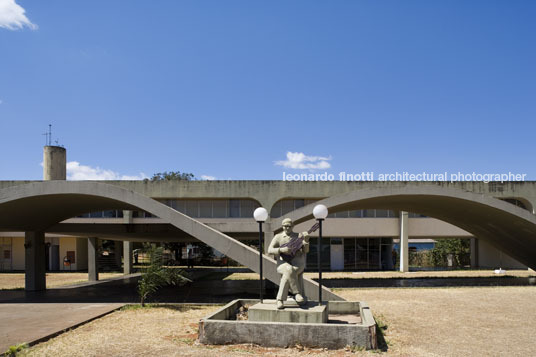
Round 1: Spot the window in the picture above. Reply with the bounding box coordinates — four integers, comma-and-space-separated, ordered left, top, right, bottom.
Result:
199, 200, 212, 218
79, 210, 123, 218
375, 209, 389, 218
349, 210, 362, 218
185, 200, 199, 218
212, 200, 228, 218
240, 200, 259, 218
229, 200, 240, 218
281, 200, 294, 216
103, 210, 115, 218
409, 212, 427, 218
306, 238, 331, 270
89, 211, 103, 218
270, 199, 321, 218
270, 201, 282, 218
363, 209, 375, 218
501, 198, 529, 211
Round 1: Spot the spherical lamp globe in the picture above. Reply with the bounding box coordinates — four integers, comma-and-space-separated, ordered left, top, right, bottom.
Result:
313, 204, 328, 220
253, 207, 269, 222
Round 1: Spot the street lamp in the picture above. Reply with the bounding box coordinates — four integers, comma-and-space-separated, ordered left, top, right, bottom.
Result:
313, 204, 328, 305
253, 207, 269, 303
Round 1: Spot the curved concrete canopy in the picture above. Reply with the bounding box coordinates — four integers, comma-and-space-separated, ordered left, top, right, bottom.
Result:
276, 185, 536, 269
0, 181, 342, 301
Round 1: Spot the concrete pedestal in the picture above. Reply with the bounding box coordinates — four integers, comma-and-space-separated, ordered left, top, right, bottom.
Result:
200, 299, 377, 350
248, 300, 328, 324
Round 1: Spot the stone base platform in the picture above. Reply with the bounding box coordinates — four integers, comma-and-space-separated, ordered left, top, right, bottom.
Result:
248, 300, 328, 323
199, 299, 378, 350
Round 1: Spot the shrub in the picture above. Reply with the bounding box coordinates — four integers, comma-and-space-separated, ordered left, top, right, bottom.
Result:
4, 343, 28, 357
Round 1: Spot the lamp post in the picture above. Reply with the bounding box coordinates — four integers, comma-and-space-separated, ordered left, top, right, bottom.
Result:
313, 204, 328, 305
253, 207, 269, 303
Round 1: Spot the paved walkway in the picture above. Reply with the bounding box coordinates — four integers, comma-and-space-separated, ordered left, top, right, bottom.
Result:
0, 302, 124, 352
0, 269, 265, 351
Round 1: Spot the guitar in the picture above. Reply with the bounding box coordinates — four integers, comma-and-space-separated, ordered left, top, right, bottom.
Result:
279, 222, 320, 262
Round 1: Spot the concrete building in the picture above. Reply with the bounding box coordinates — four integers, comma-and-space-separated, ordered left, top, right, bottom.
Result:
0, 146, 535, 294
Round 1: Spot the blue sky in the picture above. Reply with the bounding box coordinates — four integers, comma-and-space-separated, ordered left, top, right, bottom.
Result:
1, 1, 535, 180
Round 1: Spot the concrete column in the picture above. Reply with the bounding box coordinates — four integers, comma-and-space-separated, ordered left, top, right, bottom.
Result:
123, 210, 133, 224
263, 229, 274, 254
470, 238, 479, 268
123, 241, 133, 275
25, 231, 46, 291
114, 240, 122, 268
88, 237, 99, 281
399, 211, 409, 272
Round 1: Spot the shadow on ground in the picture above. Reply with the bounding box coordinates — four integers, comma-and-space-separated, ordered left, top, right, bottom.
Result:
0, 269, 276, 304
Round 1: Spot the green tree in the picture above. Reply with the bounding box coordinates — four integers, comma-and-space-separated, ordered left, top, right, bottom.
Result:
137, 243, 191, 306
150, 171, 194, 181
430, 238, 470, 267
196, 242, 215, 265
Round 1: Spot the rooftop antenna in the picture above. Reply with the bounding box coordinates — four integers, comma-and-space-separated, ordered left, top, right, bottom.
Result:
42, 124, 52, 146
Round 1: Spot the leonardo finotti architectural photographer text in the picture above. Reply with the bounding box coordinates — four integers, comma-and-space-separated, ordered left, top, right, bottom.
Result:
282, 171, 527, 183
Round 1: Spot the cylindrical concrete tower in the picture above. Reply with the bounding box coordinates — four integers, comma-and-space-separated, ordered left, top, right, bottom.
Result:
43, 146, 66, 180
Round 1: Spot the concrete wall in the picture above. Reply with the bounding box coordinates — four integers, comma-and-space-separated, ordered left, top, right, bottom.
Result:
407, 218, 472, 238
478, 240, 527, 269
59, 237, 77, 271
292, 217, 471, 239
0, 235, 81, 271
76, 237, 88, 270
2, 180, 536, 214
12, 237, 25, 270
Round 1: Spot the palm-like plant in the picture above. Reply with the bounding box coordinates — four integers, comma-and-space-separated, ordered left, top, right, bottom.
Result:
137, 244, 191, 306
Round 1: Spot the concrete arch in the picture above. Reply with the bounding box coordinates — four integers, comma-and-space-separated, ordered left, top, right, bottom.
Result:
0, 181, 342, 300
274, 185, 536, 269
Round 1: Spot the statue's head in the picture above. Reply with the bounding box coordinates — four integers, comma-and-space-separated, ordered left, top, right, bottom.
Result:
282, 218, 293, 234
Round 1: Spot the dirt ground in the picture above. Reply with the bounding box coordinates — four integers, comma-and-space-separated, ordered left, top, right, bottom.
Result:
224, 269, 536, 281
0, 272, 124, 290
17, 285, 536, 357
2, 269, 532, 289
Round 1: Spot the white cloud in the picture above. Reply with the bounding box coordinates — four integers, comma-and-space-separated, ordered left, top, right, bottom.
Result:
201, 175, 216, 180
275, 152, 332, 170
0, 0, 37, 30
66, 161, 147, 180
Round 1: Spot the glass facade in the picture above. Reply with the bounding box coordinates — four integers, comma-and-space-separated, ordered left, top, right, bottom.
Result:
79, 210, 124, 218
78, 198, 427, 221
77, 199, 261, 219
270, 199, 403, 218
304, 237, 395, 271
313, 237, 396, 271
270, 199, 319, 218
306, 238, 331, 271
331, 209, 400, 218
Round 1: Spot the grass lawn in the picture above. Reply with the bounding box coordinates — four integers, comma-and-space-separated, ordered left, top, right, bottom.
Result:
16, 285, 536, 356
0, 272, 124, 290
